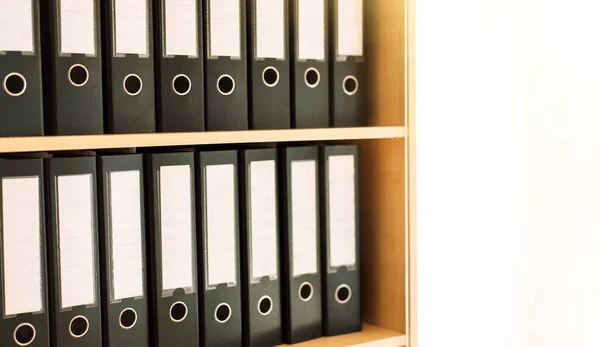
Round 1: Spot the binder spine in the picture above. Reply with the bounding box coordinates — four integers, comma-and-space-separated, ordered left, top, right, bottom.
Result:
0, 158, 50, 347
320, 145, 362, 336
240, 149, 283, 346
103, 0, 156, 134
197, 150, 243, 346
329, 0, 366, 127
98, 155, 149, 347
204, 0, 249, 130
45, 156, 103, 347
280, 146, 322, 344
247, 0, 291, 129
0, 0, 44, 137
42, 0, 104, 135
289, 0, 329, 129
145, 152, 200, 347
154, 0, 205, 132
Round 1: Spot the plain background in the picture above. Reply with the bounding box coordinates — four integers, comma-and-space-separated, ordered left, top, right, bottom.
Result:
416, 0, 600, 346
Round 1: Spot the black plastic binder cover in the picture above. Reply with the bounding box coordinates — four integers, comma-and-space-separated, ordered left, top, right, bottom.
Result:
329, 0, 366, 127
330, 58, 366, 127
0, 0, 44, 137
154, 0, 205, 132
45, 156, 102, 347
196, 150, 243, 346
102, 0, 155, 133
320, 145, 362, 336
145, 152, 199, 347
97, 154, 149, 347
279, 146, 322, 344
0, 158, 50, 347
247, 0, 291, 129
289, 0, 329, 129
41, 0, 103, 135
203, 0, 249, 130
239, 148, 282, 346
204, 57, 249, 130
292, 62, 329, 129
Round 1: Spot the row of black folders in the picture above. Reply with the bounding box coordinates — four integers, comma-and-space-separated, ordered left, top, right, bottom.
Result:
0, 0, 366, 137
0, 144, 360, 347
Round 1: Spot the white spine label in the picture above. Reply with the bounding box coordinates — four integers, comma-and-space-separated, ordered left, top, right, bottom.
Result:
57, 174, 96, 309
114, 0, 149, 56
60, 0, 96, 55
256, 0, 285, 59
160, 165, 195, 294
206, 164, 237, 287
250, 160, 278, 281
297, 0, 325, 61
328, 155, 357, 268
0, 0, 34, 53
109, 170, 144, 301
337, 0, 363, 57
208, 0, 241, 58
291, 160, 318, 276
164, 0, 198, 57
2, 177, 43, 316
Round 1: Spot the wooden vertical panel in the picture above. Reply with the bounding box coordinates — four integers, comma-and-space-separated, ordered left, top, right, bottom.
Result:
366, 0, 406, 126
361, 0, 408, 336
406, 0, 417, 344
359, 139, 406, 333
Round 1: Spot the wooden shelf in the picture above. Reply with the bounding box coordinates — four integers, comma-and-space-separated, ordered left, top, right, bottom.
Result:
278, 324, 405, 347
0, 126, 405, 153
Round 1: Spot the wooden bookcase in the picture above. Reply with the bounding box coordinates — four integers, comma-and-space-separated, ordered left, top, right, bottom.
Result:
0, 0, 414, 345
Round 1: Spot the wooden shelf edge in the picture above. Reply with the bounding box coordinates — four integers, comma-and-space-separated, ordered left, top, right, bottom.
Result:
277, 323, 405, 347
0, 127, 405, 153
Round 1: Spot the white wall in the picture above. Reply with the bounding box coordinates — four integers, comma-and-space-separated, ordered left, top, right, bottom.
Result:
416, 0, 600, 346
526, 2, 600, 346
